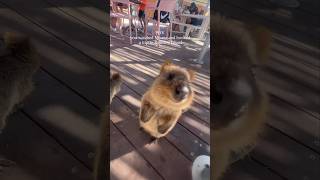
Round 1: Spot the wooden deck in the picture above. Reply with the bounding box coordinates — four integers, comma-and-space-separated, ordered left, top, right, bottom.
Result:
0, 0, 106, 179
214, 0, 320, 180
0, 0, 319, 180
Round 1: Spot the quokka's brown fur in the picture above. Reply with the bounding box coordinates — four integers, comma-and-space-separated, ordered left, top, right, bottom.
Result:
211, 14, 272, 180
0, 32, 40, 131
139, 60, 195, 139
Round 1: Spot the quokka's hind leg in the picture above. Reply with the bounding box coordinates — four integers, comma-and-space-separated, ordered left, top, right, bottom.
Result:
157, 113, 180, 136
139, 100, 156, 123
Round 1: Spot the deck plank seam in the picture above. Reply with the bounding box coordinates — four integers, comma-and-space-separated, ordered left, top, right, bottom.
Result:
0, 1, 107, 69
220, 0, 320, 40
110, 112, 166, 180
20, 109, 93, 171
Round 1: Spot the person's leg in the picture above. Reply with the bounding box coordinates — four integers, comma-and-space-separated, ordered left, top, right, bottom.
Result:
138, 10, 144, 29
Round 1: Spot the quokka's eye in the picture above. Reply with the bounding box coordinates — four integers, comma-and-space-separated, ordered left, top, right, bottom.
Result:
167, 73, 175, 80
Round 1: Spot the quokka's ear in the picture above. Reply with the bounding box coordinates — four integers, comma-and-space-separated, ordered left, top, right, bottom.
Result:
160, 59, 173, 73
187, 69, 196, 81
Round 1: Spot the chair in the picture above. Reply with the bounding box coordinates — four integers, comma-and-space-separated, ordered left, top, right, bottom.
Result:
110, 0, 138, 44
171, 2, 210, 39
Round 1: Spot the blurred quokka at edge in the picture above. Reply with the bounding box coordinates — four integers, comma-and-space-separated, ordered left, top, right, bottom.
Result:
94, 73, 122, 180
0, 32, 40, 131
139, 60, 195, 140
212, 14, 272, 180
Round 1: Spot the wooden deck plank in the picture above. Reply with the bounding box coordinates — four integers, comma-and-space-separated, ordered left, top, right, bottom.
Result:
268, 97, 320, 152
259, 66, 320, 118
0, 0, 106, 67
272, 34, 320, 69
252, 127, 320, 180
82, 0, 105, 11
214, 0, 319, 47
0, 4, 107, 111
19, 70, 101, 168
111, 98, 192, 180
110, 122, 163, 180
0, 111, 92, 180
254, 0, 320, 17
221, 0, 320, 40
294, 0, 320, 16
44, 0, 107, 34
222, 157, 284, 180
223, 103, 320, 179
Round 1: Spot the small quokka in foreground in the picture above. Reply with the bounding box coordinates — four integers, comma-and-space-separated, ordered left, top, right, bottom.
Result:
212, 15, 272, 180
139, 60, 195, 140
0, 32, 40, 131
94, 73, 122, 180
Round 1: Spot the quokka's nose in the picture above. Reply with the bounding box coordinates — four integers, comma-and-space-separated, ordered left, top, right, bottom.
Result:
175, 85, 189, 100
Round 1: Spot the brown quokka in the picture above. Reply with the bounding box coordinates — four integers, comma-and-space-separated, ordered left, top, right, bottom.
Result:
139, 60, 195, 139
0, 32, 40, 132
94, 73, 122, 180
212, 15, 272, 180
